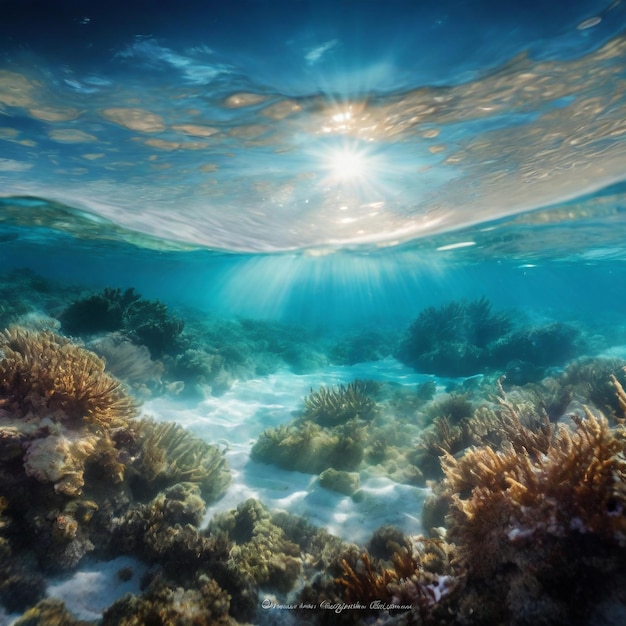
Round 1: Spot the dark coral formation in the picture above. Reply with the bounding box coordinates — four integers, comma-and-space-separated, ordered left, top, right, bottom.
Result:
397, 297, 513, 376
101, 575, 234, 626
60, 287, 184, 358
330, 328, 398, 365
398, 297, 581, 377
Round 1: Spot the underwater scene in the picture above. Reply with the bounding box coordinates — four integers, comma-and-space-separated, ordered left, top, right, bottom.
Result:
2, 0, 626, 624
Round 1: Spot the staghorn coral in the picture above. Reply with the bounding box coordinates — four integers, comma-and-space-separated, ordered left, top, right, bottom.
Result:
330, 537, 461, 623
127, 419, 230, 503
0, 327, 138, 428
440, 393, 626, 624
303, 380, 379, 426
612, 371, 626, 418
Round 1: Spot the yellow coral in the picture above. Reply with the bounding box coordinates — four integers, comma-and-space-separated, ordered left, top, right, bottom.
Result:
0, 327, 137, 428
129, 419, 231, 503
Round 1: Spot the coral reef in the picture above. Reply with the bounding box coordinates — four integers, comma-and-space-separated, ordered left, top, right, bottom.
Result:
101, 574, 235, 626
60, 287, 138, 335
59, 288, 184, 358
296, 533, 461, 625
252, 380, 434, 484
252, 420, 366, 474
88, 334, 164, 398
126, 418, 231, 503
492, 321, 581, 371
560, 356, 626, 419
110, 482, 224, 577
330, 328, 398, 365
0, 322, 234, 615
0, 327, 138, 429
209, 498, 344, 600
170, 348, 234, 397
397, 297, 512, 376
438, 390, 626, 625
12, 598, 93, 626
398, 297, 581, 378
319, 468, 360, 495
303, 380, 380, 426
0, 327, 139, 500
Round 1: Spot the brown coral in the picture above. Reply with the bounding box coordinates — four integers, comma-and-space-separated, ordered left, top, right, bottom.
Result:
442, 406, 626, 577
0, 327, 138, 428
333, 539, 460, 620
438, 386, 626, 625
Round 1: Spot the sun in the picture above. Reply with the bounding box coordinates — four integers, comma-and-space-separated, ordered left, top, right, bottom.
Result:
326, 146, 370, 183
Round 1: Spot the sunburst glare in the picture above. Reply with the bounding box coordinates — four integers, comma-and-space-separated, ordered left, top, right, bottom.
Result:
326, 146, 370, 182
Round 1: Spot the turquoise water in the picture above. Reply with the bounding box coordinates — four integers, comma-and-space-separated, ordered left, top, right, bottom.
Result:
2, 1, 626, 625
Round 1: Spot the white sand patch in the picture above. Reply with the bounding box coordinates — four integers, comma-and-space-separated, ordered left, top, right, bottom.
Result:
144, 359, 433, 543
43, 557, 147, 623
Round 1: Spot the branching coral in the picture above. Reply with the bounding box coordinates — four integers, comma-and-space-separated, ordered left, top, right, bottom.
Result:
398, 298, 579, 378
440, 391, 626, 624
611, 372, 626, 419
0, 327, 138, 428
333, 539, 460, 620
60, 287, 140, 335
562, 357, 626, 419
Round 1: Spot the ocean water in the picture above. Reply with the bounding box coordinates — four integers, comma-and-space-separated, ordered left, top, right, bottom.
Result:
1, 1, 626, 625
